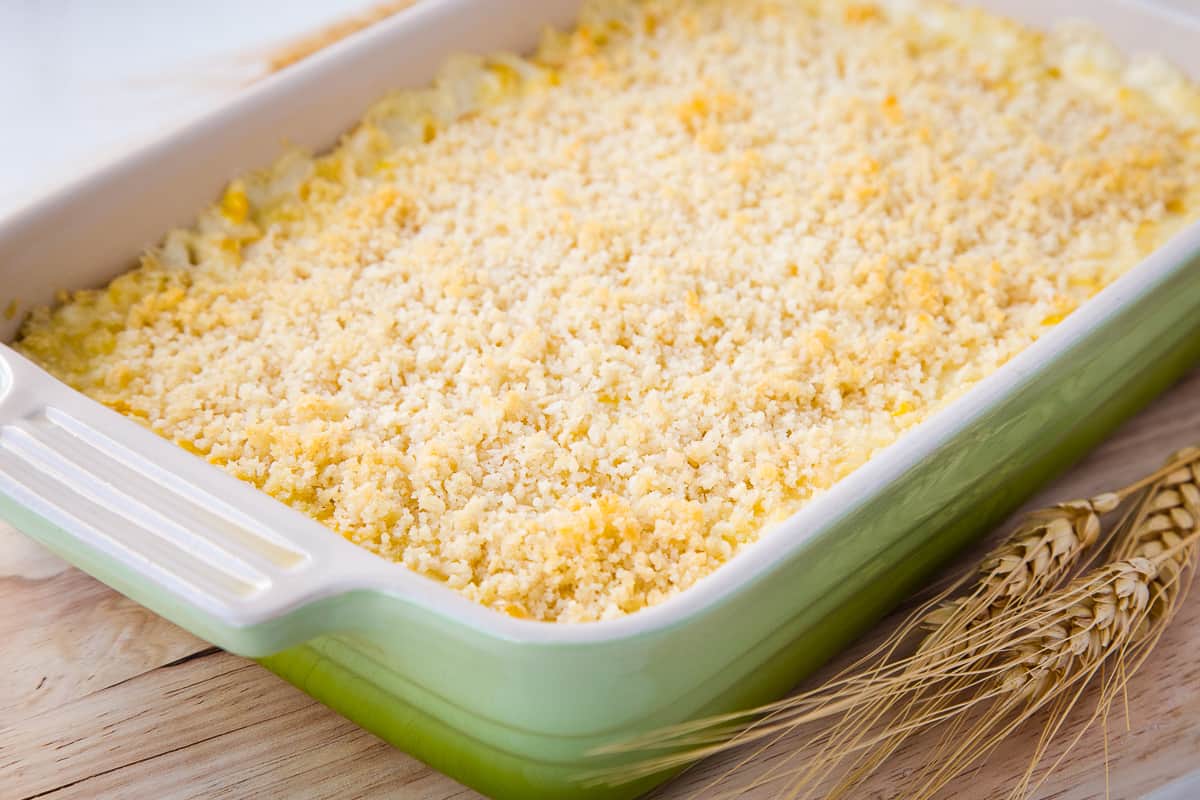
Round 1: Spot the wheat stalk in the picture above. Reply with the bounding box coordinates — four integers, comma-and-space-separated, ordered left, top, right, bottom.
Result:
602, 495, 1112, 759
724, 451, 1199, 800
597, 456, 1185, 766
592, 448, 1200, 799
909, 452, 1198, 800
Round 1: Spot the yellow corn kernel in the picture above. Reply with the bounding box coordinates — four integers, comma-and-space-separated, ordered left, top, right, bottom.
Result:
314, 155, 343, 182
844, 3, 882, 24
882, 94, 903, 123
421, 116, 438, 143
487, 62, 521, 93
219, 182, 249, 225
177, 438, 209, 457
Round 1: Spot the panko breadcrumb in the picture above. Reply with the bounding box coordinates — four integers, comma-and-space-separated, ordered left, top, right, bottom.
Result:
16, 0, 1200, 621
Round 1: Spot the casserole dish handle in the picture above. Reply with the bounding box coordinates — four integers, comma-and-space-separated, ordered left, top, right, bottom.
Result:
0, 345, 358, 656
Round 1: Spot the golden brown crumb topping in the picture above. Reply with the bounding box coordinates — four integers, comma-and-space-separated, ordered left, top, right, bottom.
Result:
17, 0, 1200, 621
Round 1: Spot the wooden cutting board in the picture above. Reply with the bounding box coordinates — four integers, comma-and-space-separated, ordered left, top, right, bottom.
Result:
3, 367, 1200, 799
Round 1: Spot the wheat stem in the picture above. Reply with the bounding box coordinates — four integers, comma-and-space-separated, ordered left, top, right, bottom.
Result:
590, 448, 1200, 799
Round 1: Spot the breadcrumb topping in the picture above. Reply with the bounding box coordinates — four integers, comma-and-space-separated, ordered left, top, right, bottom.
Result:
16, 0, 1200, 621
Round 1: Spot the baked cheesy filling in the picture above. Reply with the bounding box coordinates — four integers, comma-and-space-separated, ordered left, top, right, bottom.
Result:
17, 0, 1200, 621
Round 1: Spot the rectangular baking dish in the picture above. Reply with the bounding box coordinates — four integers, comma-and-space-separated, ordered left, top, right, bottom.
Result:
2, 1, 1199, 798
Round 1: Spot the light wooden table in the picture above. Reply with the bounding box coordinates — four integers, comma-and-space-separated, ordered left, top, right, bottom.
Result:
3, 367, 1199, 800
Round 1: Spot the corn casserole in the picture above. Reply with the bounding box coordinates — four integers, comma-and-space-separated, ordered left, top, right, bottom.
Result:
15, 0, 1200, 621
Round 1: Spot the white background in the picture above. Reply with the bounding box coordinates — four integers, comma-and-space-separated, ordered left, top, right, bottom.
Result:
0, 0, 379, 217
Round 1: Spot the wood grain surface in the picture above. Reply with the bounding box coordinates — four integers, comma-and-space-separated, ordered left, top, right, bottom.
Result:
3, 367, 1200, 800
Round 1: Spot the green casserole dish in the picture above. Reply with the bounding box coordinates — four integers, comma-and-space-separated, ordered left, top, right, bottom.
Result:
2, 0, 1200, 797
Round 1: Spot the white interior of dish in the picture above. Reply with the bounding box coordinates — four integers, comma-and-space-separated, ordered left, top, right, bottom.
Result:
0, 0, 1198, 645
